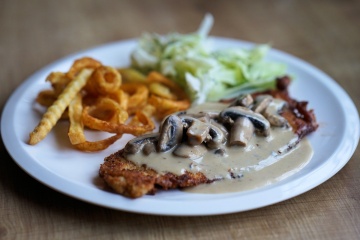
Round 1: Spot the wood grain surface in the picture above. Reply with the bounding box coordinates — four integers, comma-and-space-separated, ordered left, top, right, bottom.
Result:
1, 0, 359, 239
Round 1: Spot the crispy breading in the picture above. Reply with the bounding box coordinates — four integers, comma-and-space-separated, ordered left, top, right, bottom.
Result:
99, 150, 211, 198
99, 76, 318, 198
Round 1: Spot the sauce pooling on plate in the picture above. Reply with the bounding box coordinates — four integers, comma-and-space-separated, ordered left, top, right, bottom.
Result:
125, 99, 314, 194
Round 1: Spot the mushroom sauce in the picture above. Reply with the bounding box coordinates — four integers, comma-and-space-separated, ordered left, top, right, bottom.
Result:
125, 100, 313, 194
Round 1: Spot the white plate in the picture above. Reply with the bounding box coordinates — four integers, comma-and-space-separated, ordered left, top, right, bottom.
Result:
1, 37, 359, 216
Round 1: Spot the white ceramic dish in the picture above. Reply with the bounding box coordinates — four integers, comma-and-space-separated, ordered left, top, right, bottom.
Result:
1, 37, 359, 216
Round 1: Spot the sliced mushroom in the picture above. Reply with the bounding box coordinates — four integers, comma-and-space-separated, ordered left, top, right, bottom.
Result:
209, 119, 228, 137
219, 106, 270, 137
263, 99, 288, 127
230, 117, 255, 146
205, 123, 227, 149
124, 132, 159, 154
229, 94, 254, 108
186, 119, 210, 146
157, 115, 183, 152
180, 116, 211, 146
173, 143, 208, 159
180, 116, 226, 149
252, 95, 273, 113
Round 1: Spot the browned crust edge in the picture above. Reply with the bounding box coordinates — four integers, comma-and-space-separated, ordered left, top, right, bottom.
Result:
99, 149, 212, 198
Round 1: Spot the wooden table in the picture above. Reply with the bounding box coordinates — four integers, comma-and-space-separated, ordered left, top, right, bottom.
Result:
1, 0, 359, 239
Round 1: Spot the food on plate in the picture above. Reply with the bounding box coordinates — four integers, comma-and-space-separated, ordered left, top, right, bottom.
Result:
27, 14, 318, 199
99, 76, 318, 198
28, 57, 190, 151
28, 14, 290, 153
116, 70, 191, 119
29, 68, 93, 145
130, 14, 287, 105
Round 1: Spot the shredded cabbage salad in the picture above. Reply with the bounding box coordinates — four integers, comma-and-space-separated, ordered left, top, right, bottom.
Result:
130, 14, 286, 105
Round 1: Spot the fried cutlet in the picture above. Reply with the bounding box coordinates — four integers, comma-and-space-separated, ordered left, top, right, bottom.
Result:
99, 76, 318, 198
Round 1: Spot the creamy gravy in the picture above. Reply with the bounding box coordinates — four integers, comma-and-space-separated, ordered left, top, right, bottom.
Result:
126, 102, 314, 194
185, 139, 312, 194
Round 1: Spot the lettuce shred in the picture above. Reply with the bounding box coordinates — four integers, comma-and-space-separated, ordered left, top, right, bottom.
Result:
130, 14, 286, 105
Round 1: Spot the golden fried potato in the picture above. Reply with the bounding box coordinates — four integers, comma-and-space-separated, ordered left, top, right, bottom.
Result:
29, 68, 93, 145
29, 60, 190, 152
85, 66, 122, 96
66, 57, 101, 79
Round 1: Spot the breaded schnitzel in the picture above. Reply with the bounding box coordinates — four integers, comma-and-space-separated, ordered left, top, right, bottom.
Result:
99, 77, 318, 198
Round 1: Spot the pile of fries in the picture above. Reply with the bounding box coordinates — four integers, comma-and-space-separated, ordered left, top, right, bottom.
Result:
29, 57, 190, 152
